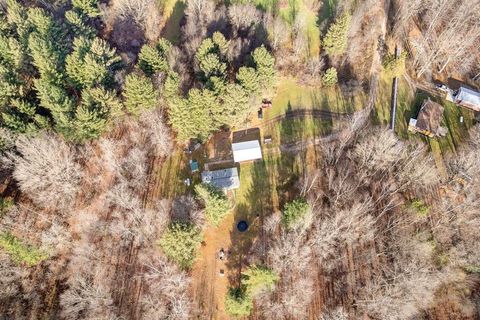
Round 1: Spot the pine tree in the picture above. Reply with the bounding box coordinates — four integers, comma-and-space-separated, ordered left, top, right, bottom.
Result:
242, 265, 279, 295
72, 87, 121, 141
65, 10, 96, 38
196, 33, 228, 79
252, 46, 276, 91
138, 39, 172, 76
168, 89, 216, 141
225, 287, 253, 317
123, 73, 159, 116
159, 222, 203, 269
195, 183, 232, 226
323, 13, 351, 56
237, 66, 260, 94
66, 37, 121, 89
214, 83, 249, 127
322, 67, 338, 86
71, 0, 100, 18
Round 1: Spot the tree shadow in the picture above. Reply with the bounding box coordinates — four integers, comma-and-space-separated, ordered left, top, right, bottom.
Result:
225, 160, 273, 286
161, 1, 187, 45
109, 18, 145, 56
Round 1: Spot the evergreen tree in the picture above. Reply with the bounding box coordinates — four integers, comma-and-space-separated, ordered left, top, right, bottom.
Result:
138, 39, 172, 76
6, 0, 30, 43
242, 266, 279, 295
323, 13, 351, 56
252, 46, 276, 91
168, 88, 216, 141
196, 32, 228, 79
66, 37, 121, 89
281, 197, 311, 229
237, 66, 260, 94
71, 0, 100, 18
65, 10, 96, 38
195, 183, 232, 226
322, 67, 338, 86
214, 83, 249, 127
225, 287, 253, 317
159, 222, 203, 269
72, 87, 121, 141
123, 73, 159, 116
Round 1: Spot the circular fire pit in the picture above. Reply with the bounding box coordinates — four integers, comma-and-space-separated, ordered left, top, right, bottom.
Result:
237, 220, 249, 232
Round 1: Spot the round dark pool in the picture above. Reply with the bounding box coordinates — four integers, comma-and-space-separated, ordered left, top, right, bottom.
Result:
237, 220, 249, 232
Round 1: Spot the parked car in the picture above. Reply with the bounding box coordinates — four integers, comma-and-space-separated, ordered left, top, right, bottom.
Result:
435, 83, 449, 92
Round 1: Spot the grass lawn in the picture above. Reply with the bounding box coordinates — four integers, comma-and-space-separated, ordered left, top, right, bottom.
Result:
263, 118, 335, 145
266, 77, 365, 119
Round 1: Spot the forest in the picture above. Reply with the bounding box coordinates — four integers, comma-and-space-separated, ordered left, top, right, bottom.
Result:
0, 0, 479, 319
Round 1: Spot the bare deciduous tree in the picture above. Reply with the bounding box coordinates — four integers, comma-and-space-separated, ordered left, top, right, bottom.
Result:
3, 134, 82, 211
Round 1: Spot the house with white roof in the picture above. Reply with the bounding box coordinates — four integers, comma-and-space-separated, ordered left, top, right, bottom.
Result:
232, 140, 262, 163
201, 167, 240, 190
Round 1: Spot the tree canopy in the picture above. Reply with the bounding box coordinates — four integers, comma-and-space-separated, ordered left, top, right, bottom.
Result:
195, 183, 232, 226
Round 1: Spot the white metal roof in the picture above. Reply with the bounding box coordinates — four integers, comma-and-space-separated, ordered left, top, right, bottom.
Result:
232, 140, 262, 163
454, 87, 480, 108
201, 167, 240, 190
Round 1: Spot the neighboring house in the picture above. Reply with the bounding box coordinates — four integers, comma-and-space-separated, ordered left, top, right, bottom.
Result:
448, 86, 480, 112
408, 99, 447, 138
232, 140, 262, 163
201, 167, 240, 190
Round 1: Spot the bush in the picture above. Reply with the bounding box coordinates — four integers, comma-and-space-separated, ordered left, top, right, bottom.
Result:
409, 199, 429, 217
281, 197, 310, 229
382, 51, 407, 77
0, 232, 47, 266
242, 265, 278, 295
0, 197, 14, 216
159, 222, 203, 269
322, 67, 338, 86
195, 183, 232, 226
225, 287, 253, 317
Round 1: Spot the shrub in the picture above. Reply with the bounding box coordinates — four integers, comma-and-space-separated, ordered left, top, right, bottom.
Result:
281, 197, 310, 229
195, 183, 232, 226
159, 222, 203, 269
409, 199, 429, 217
0, 197, 14, 216
322, 67, 338, 86
0, 232, 47, 266
225, 287, 253, 317
242, 265, 278, 295
382, 51, 407, 77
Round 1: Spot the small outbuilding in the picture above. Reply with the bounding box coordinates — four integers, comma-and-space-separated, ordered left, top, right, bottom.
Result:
232, 140, 262, 163
201, 167, 240, 190
449, 86, 480, 112
408, 98, 447, 138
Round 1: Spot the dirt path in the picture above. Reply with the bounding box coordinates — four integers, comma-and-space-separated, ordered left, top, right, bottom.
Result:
190, 214, 235, 319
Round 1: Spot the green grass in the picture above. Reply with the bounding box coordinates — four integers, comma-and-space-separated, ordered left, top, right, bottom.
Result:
263, 118, 334, 145
161, 0, 186, 45
266, 77, 364, 119
0, 232, 47, 266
